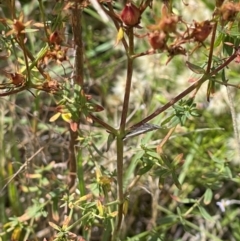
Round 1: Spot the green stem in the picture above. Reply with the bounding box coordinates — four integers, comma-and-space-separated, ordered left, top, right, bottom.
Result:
77, 150, 85, 196
115, 135, 124, 232
19, 36, 31, 84
206, 22, 217, 74
120, 56, 134, 131
120, 28, 134, 132
38, 0, 49, 40
113, 28, 135, 239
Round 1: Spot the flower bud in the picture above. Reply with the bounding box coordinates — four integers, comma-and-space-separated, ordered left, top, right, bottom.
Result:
120, 3, 141, 26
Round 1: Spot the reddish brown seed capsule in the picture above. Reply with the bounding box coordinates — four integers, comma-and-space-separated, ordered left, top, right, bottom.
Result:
191, 20, 213, 42
49, 31, 62, 45
148, 31, 167, 50
120, 3, 141, 26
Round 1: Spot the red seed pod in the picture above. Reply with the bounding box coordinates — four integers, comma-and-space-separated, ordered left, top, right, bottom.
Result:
148, 31, 167, 50
49, 31, 62, 45
120, 3, 141, 26
192, 20, 213, 42
10, 73, 25, 86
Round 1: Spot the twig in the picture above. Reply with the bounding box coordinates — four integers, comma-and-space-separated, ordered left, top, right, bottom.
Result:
130, 48, 239, 129
88, 113, 117, 134
157, 127, 176, 154
72, 1, 84, 86
120, 28, 134, 131
90, 0, 109, 23
226, 86, 240, 159
0, 147, 45, 194
104, 3, 129, 51
67, 0, 85, 190
206, 22, 217, 74
68, 128, 78, 191
113, 28, 135, 238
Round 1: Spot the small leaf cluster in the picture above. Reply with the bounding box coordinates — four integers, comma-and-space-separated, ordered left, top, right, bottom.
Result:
138, 145, 182, 190
162, 98, 201, 127
50, 83, 104, 131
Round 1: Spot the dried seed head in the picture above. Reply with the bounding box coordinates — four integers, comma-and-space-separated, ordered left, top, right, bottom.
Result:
219, 2, 240, 23
120, 3, 141, 26
13, 20, 25, 35
148, 31, 167, 50
10, 73, 25, 86
192, 20, 213, 42
158, 15, 179, 33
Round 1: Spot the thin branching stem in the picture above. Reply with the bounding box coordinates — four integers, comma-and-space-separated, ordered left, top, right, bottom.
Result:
226, 86, 240, 158
68, 1, 84, 191
72, 1, 84, 87
89, 114, 117, 134
130, 47, 239, 129
206, 22, 218, 74
120, 29, 134, 130
104, 3, 129, 51
38, 0, 49, 40
19, 36, 31, 83
114, 28, 135, 239
114, 135, 124, 238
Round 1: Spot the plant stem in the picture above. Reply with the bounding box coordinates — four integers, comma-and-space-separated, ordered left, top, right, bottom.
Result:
88, 113, 117, 134
68, 0, 84, 191
206, 22, 217, 74
130, 76, 206, 129
226, 86, 240, 159
130, 47, 239, 129
105, 3, 129, 51
114, 135, 124, 239
72, 1, 84, 86
120, 28, 134, 131
114, 28, 135, 239
38, 0, 49, 40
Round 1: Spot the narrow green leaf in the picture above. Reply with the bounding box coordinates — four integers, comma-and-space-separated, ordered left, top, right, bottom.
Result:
172, 170, 182, 190
225, 166, 232, 178
186, 61, 205, 74
106, 133, 115, 152
138, 164, 153, 175
161, 114, 174, 126
204, 188, 213, 205
223, 35, 234, 56
198, 206, 213, 221
170, 116, 181, 127
214, 32, 224, 47
206, 79, 215, 101
160, 154, 172, 169
173, 104, 184, 112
